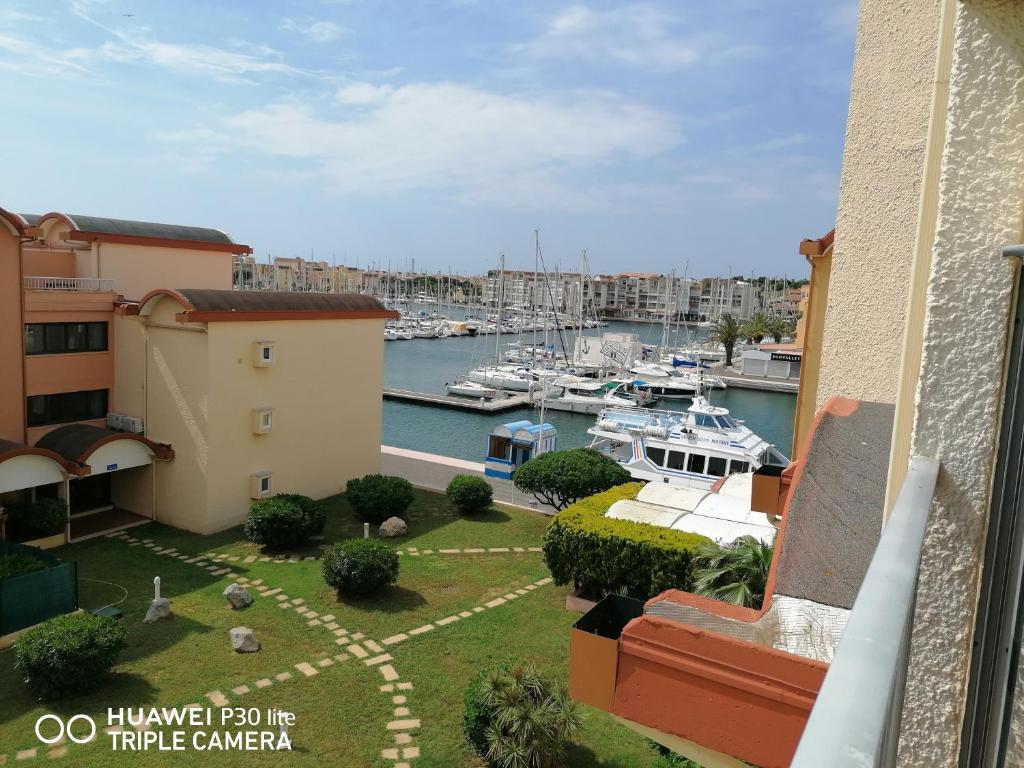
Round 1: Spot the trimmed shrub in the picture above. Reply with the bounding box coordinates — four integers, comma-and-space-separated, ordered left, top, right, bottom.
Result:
15, 613, 127, 700
542, 483, 711, 599
276, 493, 326, 538
7, 498, 68, 540
0, 554, 47, 582
462, 660, 583, 767
244, 496, 308, 548
322, 539, 399, 596
513, 448, 631, 510
446, 475, 493, 515
345, 474, 414, 524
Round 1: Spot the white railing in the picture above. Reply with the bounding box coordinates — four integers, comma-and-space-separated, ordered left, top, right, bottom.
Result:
24, 276, 115, 292
791, 456, 940, 767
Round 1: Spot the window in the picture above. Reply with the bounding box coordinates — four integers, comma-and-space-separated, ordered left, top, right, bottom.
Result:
645, 446, 666, 466
251, 407, 274, 434
260, 476, 271, 493
250, 471, 273, 499
695, 413, 717, 428
707, 456, 727, 477
27, 389, 108, 427
666, 450, 687, 470
24, 322, 108, 355
252, 341, 276, 367
730, 460, 749, 474
687, 453, 706, 474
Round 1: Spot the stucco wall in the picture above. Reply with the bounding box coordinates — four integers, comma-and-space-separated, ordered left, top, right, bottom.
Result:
816, 0, 944, 407
901, 2, 1024, 764
0, 226, 24, 443
202, 318, 386, 532
96, 242, 233, 301
112, 313, 146, 420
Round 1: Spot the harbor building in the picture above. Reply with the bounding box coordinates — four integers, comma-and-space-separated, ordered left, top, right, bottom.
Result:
568, 1, 1024, 766
0, 209, 395, 539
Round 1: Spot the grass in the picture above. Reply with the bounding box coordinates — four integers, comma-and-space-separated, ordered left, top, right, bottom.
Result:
0, 490, 659, 767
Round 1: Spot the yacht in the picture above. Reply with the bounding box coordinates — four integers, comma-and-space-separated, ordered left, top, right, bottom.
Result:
384, 327, 399, 341
466, 365, 535, 392
587, 389, 789, 489
446, 381, 499, 399
539, 376, 653, 415
628, 363, 697, 399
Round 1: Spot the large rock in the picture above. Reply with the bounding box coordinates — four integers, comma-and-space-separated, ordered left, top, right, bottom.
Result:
143, 597, 171, 624
223, 583, 253, 609
379, 517, 408, 538
230, 626, 260, 653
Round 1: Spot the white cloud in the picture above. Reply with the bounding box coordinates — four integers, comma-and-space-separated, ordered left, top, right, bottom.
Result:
160, 82, 681, 210
519, 4, 697, 72
280, 17, 348, 43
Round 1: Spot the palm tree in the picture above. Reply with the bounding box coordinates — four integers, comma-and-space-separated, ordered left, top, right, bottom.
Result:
711, 313, 742, 367
692, 535, 773, 609
766, 316, 795, 344
740, 312, 770, 344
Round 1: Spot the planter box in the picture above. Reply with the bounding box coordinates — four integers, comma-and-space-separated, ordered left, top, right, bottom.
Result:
20, 532, 67, 550
568, 595, 645, 711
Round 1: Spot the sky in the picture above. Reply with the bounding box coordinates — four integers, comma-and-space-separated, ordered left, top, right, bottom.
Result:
0, 1, 859, 277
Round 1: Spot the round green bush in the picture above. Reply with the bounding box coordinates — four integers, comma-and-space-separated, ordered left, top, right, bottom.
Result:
276, 493, 326, 537
345, 475, 414, 524
0, 554, 47, 581
7, 498, 68, 540
513, 448, 632, 510
322, 539, 399, 596
244, 496, 309, 548
15, 613, 127, 700
446, 475, 493, 514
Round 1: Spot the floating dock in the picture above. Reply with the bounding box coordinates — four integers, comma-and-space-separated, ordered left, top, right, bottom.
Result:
716, 373, 798, 394
383, 388, 538, 412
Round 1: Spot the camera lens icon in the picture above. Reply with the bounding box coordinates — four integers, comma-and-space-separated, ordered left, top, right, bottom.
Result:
35, 714, 97, 745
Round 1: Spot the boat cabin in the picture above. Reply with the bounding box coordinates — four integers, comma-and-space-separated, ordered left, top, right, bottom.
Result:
484, 419, 557, 480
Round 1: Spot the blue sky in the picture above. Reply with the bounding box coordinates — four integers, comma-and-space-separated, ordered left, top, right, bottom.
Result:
0, 1, 858, 277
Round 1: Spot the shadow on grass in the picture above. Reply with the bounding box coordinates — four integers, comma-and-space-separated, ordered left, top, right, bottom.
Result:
564, 741, 655, 768
331, 585, 427, 614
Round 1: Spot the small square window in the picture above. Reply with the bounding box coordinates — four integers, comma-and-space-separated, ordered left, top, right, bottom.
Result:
253, 341, 275, 367
250, 471, 273, 499
260, 476, 271, 493
252, 407, 274, 434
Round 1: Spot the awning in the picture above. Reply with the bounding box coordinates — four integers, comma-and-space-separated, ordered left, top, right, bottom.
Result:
35, 425, 173, 475
0, 438, 85, 494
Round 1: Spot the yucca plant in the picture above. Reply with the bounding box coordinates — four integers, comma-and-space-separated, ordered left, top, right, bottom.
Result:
463, 661, 584, 768
692, 535, 773, 609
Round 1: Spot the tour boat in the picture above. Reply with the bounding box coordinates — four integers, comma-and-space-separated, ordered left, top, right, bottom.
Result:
587, 375, 789, 488
446, 381, 499, 399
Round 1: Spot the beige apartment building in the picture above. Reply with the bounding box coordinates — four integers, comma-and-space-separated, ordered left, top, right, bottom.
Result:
0, 209, 395, 539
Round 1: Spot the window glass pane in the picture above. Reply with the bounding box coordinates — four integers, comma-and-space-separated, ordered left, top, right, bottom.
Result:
87, 323, 108, 351
730, 460, 749, 474
65, 323, 88, 351
645, 446, 666, 466
708, 456, 727, 477
666, 450, 687, 470
687, 453, 706, 474
26, 389, 108, 427
24, 325, 44, 355
44, 325, 64, 353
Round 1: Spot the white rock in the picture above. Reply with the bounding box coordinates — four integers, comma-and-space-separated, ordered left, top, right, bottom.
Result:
230, 626, 260, 653
143, 597, 171, 623
379, 517, 408, 538
223, 583, 253, 609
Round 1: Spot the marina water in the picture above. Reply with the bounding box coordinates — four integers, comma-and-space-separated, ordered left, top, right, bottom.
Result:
382, 320, 797, 462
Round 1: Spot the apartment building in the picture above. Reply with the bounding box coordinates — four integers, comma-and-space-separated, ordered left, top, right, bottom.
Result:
0, 209, 395, 539
234, 254, 364, 294
568, 2, 1024, 767
696, 277, 758, 320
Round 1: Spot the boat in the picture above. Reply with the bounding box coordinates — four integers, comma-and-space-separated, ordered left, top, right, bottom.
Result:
587, 374, 789, 489
446, 381, 499, 399
466, 365, 536, 392
628, 363, 697, 399
384, 327, 399, 341
539, 376, 653, 414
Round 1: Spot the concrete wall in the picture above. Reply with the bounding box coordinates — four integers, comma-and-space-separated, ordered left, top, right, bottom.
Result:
0, 224, 24, 443
816, 0, 944, 407
96, 242, 233, 301
202, 317, 386, 532
901, 2, 1024, 764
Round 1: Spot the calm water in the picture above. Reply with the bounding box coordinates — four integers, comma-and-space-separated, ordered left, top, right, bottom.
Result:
381, 320, 796, 462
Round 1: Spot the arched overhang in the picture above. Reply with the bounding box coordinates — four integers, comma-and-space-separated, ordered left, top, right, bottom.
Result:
138, 288, 194, 317
0, 207, 24, 237
0, 439, 86, 494
35, 424, 174, 473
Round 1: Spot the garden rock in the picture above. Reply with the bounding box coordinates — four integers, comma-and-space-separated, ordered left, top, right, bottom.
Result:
223, 583, 253, 609
230, 626, 260, 653
143, 597, 171, 624
379, 517, 408, 538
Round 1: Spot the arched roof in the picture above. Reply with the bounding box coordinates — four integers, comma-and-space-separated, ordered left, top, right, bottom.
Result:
0, 438, 86, 475
32, 211, 251, 253
0, 207, 25, 237
138, 288, 399, 322
35, 424, 174, 464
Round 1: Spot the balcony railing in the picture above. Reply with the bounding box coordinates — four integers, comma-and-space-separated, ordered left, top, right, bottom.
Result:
24, 276, 115, 292
791, 456, 940, 767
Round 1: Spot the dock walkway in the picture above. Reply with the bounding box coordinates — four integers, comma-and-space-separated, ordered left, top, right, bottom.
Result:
383, 388, 537, 412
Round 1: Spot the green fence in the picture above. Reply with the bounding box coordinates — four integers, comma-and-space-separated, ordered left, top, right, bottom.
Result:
0, 541, 77, 636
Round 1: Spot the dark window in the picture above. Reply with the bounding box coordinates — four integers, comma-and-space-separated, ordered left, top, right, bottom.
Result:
26, 389, 108, 427
666, 450, 687, 470
645, 446, 666, 466
695, 413, 717, 428
24, 322, 108, 355
730, 460, 749, 474
707, 456, 727, 477
687, 453, 706, 474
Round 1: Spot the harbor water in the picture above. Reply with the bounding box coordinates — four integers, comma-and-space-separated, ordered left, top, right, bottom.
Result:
381, 320, 797, 462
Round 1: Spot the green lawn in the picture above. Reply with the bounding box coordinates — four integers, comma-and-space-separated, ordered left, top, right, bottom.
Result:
0, 491, 657, 767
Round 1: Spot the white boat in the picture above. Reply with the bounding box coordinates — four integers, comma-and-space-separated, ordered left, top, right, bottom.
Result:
466, 365, 535, 392
447, 381, 499, 399
629, 363, 697, 399
539, 376, 652, 414
384, 327, 399, 341
587, 384, 789, 489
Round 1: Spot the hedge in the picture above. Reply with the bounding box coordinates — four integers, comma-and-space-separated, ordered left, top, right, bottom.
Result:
7, 498, 68, 540
0, 554, 47, 582
542, 483, 711, 599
